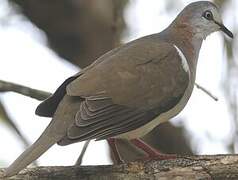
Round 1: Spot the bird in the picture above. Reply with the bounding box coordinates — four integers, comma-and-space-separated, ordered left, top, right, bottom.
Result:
5, 1, 233, 177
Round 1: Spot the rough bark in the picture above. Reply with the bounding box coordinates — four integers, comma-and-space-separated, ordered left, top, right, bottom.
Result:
1, 155, 238, 180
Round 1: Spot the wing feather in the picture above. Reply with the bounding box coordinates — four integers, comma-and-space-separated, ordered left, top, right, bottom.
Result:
57, 98, 161, 146
56, 39, 190, 145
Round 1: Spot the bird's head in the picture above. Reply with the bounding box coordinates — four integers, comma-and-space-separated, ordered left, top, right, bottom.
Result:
174, 1, 233, 40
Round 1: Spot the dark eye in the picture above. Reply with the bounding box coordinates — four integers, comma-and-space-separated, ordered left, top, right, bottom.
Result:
203, 10, 213, 20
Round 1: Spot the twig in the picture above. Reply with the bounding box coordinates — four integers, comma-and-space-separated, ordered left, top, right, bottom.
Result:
0, 80, 51, 101
0, 100, 30, 148
195, 82, 218, 101
75, 140, 90, 165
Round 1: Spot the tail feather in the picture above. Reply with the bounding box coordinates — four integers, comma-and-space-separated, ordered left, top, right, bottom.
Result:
5, 95, 81, 177
4, 127, 61, 177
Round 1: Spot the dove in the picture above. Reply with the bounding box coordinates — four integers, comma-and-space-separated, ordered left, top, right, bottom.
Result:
5, 1, 233, 176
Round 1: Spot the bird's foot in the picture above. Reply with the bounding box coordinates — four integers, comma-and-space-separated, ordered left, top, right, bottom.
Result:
143, 153, 177, 162
130, 138, 177, 161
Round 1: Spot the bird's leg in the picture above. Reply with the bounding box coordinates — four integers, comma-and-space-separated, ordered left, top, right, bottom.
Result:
130, 138, 177, 160
107, 138, 124, 164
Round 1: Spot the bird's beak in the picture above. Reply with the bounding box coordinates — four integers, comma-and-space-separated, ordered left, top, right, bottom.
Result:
215, 21, 233, 38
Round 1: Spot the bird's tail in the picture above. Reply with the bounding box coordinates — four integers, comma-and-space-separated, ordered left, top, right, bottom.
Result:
4, 95, 79, 177
4, 122, 62, 177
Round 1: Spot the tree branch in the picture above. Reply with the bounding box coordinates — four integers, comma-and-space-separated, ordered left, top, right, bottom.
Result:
0, 100, 30, 148
195, 83, 218, 101
1, 155, 238, 179
0, 80, 51, 101
75, 140, 90, 165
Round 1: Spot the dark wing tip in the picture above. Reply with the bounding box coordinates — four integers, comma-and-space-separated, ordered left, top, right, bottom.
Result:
35, 75, 80, 118
35, 98, 55, 117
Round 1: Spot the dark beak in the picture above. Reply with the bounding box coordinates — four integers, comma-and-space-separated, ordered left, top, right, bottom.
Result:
215, 21, 234, 38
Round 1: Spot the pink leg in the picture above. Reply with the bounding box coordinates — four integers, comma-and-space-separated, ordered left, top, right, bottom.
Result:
130, 138, 176, 160
107, 138, 123, 164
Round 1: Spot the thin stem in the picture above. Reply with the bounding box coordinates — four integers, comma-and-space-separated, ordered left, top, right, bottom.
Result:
0, 80, 51, 100
195, 82, 218, 101
75, 140, 90, 165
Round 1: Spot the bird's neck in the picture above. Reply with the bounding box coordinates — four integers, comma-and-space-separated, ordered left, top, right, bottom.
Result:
161, 24, 203, 79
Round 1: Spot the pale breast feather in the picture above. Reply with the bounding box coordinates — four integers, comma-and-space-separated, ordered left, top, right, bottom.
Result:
173, 44, 190, 73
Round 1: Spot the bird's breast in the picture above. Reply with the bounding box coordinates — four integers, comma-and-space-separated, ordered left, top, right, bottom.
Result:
116, 77, 195, 140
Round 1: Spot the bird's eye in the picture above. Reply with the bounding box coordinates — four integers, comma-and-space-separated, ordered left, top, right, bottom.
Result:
203, 10, 213, 20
